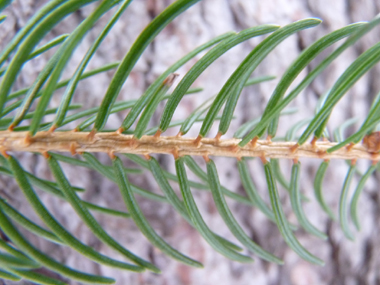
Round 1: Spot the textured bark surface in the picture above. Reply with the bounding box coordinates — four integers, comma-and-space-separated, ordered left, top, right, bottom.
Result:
1, 0, 380, 284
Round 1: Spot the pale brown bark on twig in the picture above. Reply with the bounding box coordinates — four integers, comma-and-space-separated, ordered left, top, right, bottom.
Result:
0, 131, 377, 161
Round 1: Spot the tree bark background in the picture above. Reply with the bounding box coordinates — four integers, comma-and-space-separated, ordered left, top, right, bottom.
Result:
1, 0, 380, 284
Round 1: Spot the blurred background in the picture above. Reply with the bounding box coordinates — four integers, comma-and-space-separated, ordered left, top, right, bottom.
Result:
1, 0, 380, 284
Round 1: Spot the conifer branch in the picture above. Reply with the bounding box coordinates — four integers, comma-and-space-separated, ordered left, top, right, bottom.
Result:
0, 131, 377, 161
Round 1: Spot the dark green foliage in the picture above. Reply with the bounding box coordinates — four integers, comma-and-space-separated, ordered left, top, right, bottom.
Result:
113, 156, 203, 268
264, 161, 324, 265
206, 158, 283, 264
175, 158, 253, 263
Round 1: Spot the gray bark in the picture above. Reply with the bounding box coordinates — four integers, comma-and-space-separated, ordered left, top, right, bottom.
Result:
1, 0, 380, 284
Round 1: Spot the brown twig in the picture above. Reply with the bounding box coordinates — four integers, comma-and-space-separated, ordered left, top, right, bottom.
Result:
0, 131, 376, 161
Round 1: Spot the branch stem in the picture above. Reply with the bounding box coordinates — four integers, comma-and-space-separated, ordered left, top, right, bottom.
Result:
0, 131, 376, 161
